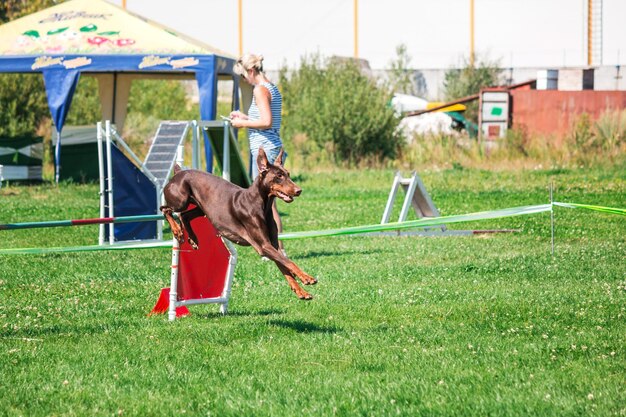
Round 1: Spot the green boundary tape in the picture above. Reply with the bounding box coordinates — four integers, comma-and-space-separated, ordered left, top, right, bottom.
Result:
0, 201, 623, 255
280, 204, 552, 240
552, 202, 626, 216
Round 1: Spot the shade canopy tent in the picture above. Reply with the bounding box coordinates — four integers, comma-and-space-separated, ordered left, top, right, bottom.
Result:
0, 0, 251, 180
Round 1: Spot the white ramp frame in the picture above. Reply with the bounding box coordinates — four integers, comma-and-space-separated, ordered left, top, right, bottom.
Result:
191, 120, 200, 169
97, 121, 105, 245
105, 121, 115, 244
222, 120, 231, 182
97, 121, 164, 244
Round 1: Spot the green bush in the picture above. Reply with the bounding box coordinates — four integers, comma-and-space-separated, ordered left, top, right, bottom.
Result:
567, 110, 626, 166
279, 55, 403, 166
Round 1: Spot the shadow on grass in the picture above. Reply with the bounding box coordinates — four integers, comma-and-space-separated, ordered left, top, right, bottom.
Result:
206, 308, 285, 318
268, 319, 340, 334
295, 249, 382, 259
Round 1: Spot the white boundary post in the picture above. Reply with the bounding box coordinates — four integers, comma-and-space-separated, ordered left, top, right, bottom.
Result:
168, 238, 180, 322
97, 122, 105, 245
550, 181, 555, 256
105, 121, 115, 244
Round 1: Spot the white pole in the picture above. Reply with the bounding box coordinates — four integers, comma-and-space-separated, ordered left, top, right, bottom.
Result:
97, 122, 105, 245
105, 121, 115, 244
192, 120, 199, 169
222, 120, 231, 181
220, 238, 238, 315
168, 238, 180, 321
156, 184, 163, 241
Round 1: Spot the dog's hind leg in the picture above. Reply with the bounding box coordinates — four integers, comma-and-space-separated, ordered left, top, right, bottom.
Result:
179, 206, 204, 250
160, 206, 184, 243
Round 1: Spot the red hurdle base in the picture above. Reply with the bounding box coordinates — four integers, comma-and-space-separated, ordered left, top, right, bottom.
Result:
149, 208, 238, 321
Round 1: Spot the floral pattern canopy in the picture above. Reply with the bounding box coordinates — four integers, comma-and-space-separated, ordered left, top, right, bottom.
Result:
0, 0, 238, 176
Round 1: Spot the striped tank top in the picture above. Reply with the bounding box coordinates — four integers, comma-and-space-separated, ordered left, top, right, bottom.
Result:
248, 82, 283, 152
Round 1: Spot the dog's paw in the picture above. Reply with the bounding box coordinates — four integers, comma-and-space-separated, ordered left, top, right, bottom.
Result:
297, 292, 313, 300
300, 275, 317, 285
190, 239, 199, 250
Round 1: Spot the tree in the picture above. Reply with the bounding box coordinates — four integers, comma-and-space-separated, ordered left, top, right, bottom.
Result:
0, 0, 56, 23
387, 44, 417, 96
280, 55, 402, 165
443, 56, 504, 123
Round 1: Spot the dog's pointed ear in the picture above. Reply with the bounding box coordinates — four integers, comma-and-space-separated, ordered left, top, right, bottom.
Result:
274, 147, 284, 166
257, 147, 269, 175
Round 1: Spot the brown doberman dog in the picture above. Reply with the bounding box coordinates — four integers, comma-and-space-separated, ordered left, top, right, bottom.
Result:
160, 147, 317, 300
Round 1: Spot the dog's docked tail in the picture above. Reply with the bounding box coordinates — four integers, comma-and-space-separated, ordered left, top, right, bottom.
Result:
173, 164, 182, 175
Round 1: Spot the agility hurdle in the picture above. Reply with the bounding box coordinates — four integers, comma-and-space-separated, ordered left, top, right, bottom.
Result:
150, 208, 238, 320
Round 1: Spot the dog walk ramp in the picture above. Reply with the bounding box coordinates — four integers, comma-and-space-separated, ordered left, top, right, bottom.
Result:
144, 121, 190, 186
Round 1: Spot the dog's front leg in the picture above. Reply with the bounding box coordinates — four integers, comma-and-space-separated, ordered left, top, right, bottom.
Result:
275, 263, 312, 300
253, 242, 317, 300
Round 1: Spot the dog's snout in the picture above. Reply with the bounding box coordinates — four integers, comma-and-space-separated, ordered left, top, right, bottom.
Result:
294, 187, 302, 196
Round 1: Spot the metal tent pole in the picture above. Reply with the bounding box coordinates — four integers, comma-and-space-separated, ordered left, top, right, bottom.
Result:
54, 129, 61, 184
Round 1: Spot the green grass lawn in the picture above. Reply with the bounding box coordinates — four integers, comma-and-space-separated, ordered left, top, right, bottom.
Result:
0, 166, 624, 416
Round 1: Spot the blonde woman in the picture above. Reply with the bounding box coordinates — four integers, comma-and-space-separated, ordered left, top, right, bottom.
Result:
230, 54, 288, 254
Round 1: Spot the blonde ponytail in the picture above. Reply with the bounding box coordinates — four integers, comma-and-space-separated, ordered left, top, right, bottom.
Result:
234, 53, 264, 76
